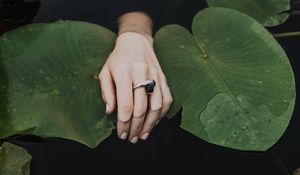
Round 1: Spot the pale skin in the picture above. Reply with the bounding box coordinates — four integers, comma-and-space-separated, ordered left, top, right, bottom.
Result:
98, 12, 173, 144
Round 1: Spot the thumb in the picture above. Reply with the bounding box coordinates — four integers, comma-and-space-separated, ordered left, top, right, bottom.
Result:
99, 65, 116, 114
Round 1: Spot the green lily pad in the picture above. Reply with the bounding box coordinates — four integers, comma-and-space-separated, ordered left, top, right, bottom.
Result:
0, 21, 116, 148
206, 0, 290, 27
294, 168, 300, 175
0, 142, 31, 175
0, 7, 296, 151
154, 7, 295, 151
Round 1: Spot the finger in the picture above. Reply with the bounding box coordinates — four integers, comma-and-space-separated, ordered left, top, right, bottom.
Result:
159, 78, 173, 119
132, 63, 148, 118
117, 119, 130, 140
98, 65, 116, 114
129, 63, 149, 143
111, 64, 133, 138
140, 71, 162, 140
140, 109, 161, 140
129, 115, 145, 143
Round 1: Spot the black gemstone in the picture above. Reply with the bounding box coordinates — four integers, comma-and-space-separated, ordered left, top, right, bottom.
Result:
145, 80, 155, 94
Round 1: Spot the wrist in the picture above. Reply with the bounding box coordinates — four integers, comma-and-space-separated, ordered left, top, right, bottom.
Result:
117, 32, 153, 46
117, 12, 153, 45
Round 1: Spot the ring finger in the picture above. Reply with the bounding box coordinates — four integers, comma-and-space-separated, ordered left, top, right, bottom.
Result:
140, 70, 162, 140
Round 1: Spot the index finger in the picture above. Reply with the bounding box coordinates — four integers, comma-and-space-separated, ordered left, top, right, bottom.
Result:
113, 68, 134, 123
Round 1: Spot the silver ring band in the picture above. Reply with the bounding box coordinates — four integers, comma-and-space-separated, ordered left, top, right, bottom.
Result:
133, 79, 154, 89
133, 79, 156, 94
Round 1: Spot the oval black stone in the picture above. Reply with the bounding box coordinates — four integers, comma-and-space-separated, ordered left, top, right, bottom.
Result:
145, 80, 155, 94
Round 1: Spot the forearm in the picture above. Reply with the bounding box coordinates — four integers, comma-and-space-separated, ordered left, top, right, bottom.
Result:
117, 12, 153, 44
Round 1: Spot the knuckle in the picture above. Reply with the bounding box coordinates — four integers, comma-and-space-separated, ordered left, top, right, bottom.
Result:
133, 62, 149, 74
145, 120, 157, 131
160, 78, 169, 90
142, 125, 154, 133
151, 103, 162, 111
148, 121, 156, 129
114, 63, 131, 74
113, 64, 131, 81
117, 120, 129, 134
120, 104, 133, 114
134, 108, 146, 117
164, 97, 173, 106
133, 109, 145, 117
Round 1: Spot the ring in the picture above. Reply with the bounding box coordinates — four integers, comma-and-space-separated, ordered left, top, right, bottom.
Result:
133, 79, 156, 94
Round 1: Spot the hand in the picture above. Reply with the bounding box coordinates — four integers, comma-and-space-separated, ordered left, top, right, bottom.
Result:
98, 32, 173, 143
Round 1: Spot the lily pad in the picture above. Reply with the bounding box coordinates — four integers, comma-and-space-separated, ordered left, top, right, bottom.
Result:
294, 168, 300, 175
206, 0, 291, 27
0, 7, 296, 151
0, 21, 116, 148
154, 7, 295, 151
0, 142, 31, 175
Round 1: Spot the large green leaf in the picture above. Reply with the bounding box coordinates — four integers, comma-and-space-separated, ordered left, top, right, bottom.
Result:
206, 0, 291, 27
294, 168, 300, 175
0, 21, 116, 148
154, 7, 295, 151
0, 142, 31, 175
0, 7, 296, 151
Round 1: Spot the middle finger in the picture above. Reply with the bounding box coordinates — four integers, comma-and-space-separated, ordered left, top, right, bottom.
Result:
129, 63, 149, 143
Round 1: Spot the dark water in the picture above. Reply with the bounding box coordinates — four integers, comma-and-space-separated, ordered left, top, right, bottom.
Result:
1, 0, 300, 175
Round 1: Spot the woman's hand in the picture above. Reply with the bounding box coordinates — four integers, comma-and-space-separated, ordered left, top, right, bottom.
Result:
98, 31, 173, 143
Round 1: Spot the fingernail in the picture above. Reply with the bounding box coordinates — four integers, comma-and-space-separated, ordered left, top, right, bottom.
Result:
120, 132, 127, 140
105, 104, 110, 113
130, 136, 138, 144
141, 132, 149, 140
155, 120, 160, 126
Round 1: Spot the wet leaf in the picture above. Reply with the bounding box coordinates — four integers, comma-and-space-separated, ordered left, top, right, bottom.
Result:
154, 7, 295, 151
294, 168, 300, 175
0, 21, 116, 148
0, 142, 31, 175
0, 7, 296, 151
206, 0, 290, 26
